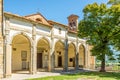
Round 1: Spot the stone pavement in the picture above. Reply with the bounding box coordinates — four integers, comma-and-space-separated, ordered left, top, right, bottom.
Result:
1, 72, 61, 80
1, 69, 92, 80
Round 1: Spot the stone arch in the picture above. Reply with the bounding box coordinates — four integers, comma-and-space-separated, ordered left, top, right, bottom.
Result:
36, 37, 50, 70
36, 37, 50, 47
55, 40, 64, 47
68, 42, 76, 69
54, 40, 65, 69
10, 32, 33, 46
69, 42, 76, 51
11, 33, 32, 73
78, 44, 86, 68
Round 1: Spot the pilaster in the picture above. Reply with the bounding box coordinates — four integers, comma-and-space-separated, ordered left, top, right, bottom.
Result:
84, 44, 88, 68
0, 0, 3, 78
86, 44, 90, 69
4, 17, 11, 77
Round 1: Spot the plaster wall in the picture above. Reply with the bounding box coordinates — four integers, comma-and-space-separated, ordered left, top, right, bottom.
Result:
12, 44, 30, 71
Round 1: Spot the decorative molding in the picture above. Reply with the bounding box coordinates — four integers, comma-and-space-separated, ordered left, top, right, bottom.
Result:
10, 26, 32, 34
53, 35, 65, 40
68, 38, 76, 42
36, 31, 50, 37
5, 17, 10, 35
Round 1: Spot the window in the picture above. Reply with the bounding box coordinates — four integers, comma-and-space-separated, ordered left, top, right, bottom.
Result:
73, 22, 76, 26
69, 23, 72, 27
59, 28, 61, 34
21, 51, 27, 60
36, 18, 42, 22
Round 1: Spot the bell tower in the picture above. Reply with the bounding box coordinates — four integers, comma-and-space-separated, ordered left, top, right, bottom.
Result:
67, 14, 79, 32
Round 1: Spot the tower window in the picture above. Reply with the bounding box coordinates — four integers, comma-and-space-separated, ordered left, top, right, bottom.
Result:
59, 28, 61, 34
73, 22, 76, 26
69, 23, 72, 27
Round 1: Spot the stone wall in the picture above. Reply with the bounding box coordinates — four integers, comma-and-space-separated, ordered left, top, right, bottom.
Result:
0, 0, 3, 78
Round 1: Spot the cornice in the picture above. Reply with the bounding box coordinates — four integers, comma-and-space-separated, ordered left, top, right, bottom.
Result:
4, 12, 53, 29
10, 26, 32, 33
48, 20, 68, 29
36, 31, 50, 37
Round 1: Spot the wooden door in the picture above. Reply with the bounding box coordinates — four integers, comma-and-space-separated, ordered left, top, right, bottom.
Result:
58, 56, 62, 67
37, 53, 42, 68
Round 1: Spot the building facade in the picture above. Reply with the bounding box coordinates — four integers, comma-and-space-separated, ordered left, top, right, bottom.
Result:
0, 1, 95, 78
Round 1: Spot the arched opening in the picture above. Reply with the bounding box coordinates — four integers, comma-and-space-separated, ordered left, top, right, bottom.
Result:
12, 34, 31, 73
54, 41, 64, 69
79, 45, 85, 68
68, 43, 76, 69
37, 38, 50, 71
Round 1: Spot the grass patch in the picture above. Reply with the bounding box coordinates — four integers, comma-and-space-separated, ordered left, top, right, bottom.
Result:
112, 65, 120, 71
27, 71, 120, 80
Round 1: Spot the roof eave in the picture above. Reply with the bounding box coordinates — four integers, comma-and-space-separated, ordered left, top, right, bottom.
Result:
48, 20, 68, 29
4, 12, 53, 28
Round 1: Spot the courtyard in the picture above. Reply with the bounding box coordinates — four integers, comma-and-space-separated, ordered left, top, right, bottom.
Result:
2, 70, 120, 80
27, 71, 120, 80
0, 0, 120, 79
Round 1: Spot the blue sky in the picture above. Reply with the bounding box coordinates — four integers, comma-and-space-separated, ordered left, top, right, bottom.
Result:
4, 0, 108, 25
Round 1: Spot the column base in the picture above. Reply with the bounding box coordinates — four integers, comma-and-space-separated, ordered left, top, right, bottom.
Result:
3, 74, 11, 78
75, 66, 79, 70
48, 69, 52, 72
64, 67, 68, 72
30, 71, 37, 74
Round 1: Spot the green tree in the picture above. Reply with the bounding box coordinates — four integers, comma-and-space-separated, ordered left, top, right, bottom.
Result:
78, 3, 120, 72
117, 54, 120, 64
110, 1, 120, 50
109, 56, 116, 61
108, 0, 120, 5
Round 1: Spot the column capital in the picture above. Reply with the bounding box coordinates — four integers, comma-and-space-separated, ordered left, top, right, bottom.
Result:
32, 24, 36, 36
5, 17, 10, 35
32, 24, 36, 27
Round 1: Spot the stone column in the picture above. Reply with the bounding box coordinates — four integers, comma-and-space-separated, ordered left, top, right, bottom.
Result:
49, 28, 54, 71
4, 17, 11, 77
48, 49, 51, 72
49, 40, 54, 71
31, 24, 37, 74
0, 0, 3, 78
64, 30, 68, 71
75, 37, 79, 70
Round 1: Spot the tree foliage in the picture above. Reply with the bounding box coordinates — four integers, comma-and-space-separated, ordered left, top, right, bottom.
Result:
108, 0, 120, 5
109, 56, 116, 61
78, 3, 120, 72
109, 1, 120, 50
117, 54, 120, 63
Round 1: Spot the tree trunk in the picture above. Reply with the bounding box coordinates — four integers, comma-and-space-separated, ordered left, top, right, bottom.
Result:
100, 54, 106, 72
